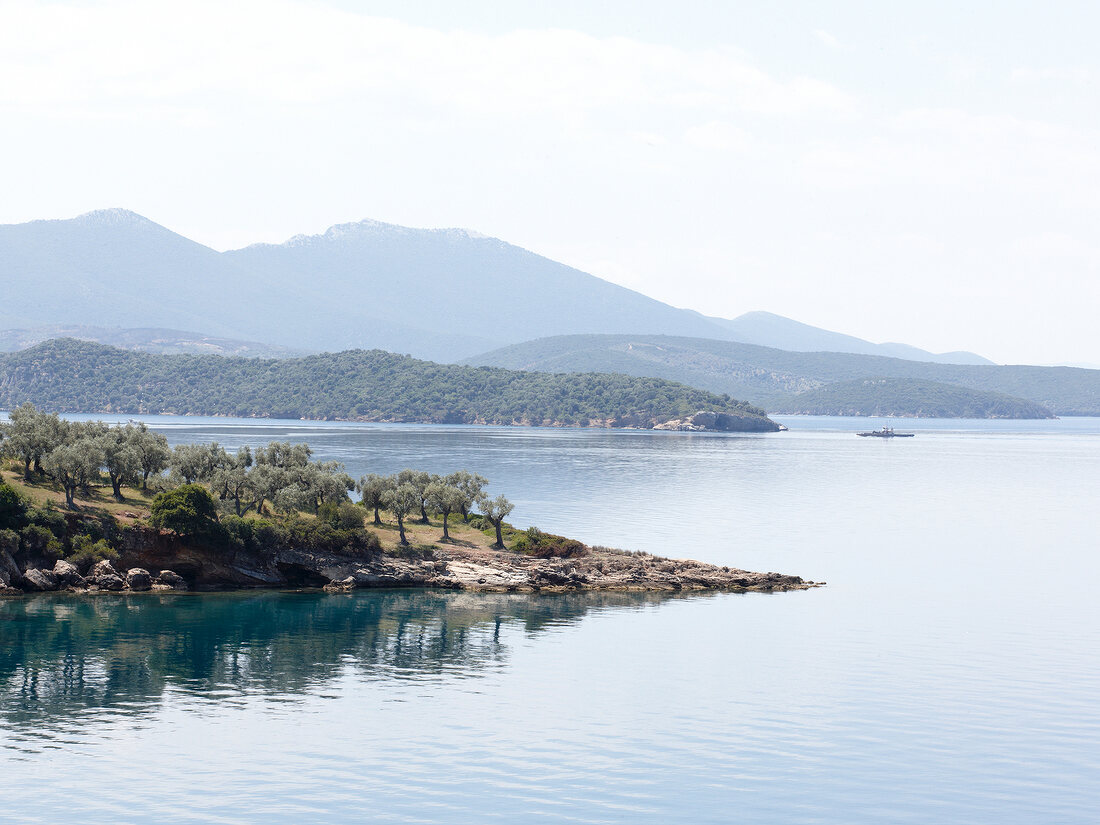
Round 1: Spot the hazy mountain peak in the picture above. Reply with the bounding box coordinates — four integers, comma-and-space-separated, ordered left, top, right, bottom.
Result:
2, 208, 993, 366
73, 208, 153, 226
278, 218, 496, 247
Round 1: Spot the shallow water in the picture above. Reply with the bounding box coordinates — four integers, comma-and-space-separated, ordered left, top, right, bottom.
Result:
2, 415, 1099, 823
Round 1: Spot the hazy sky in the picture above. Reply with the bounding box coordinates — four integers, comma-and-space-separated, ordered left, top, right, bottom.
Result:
2, 0, 1098, 365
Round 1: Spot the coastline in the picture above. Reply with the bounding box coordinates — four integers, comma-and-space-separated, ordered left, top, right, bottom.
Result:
1, 525, 819, 597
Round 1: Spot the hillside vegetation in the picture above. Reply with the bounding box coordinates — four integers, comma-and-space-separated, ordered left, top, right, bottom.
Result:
769, 378, 1056, 419
0, 339, 777, 431
466, 334, 1098, 417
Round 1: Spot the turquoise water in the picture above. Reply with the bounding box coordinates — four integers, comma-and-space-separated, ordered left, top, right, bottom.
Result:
2, 415, 1099, 823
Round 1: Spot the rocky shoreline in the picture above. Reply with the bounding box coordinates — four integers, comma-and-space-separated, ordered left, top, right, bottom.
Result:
0, 527, 818, 596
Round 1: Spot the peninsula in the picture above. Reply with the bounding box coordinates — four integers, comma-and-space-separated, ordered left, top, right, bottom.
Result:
0, 408, 813, 596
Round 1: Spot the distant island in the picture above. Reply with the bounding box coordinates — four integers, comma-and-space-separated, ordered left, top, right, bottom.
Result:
466, 334, 1100, 418
0, 338, 779, 432
0, 408, 812, 596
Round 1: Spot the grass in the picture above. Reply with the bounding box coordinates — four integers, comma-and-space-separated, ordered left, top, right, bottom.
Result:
1, 468, 154, 524
1, 469, 515, 555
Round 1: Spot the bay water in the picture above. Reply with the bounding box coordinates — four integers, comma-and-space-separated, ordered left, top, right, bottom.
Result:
2, 415, 1098, 823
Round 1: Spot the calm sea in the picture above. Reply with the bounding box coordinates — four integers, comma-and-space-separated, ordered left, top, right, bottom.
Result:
2, 415, 1098, 824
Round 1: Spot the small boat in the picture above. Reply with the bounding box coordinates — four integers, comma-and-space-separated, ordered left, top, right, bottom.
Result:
857, 427, 914, 438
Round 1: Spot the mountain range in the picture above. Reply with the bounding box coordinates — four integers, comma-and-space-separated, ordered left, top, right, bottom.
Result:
0, 209, 990, 365
465, 334, 1100, 416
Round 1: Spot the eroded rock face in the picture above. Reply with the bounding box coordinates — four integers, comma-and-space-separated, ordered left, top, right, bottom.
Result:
102, 574, 126, 591
1, 550, 21, 583
21, 568, 59, 592
125, 568, 153, 591
91, 559, 120, 579
53, 559, 85, 588
156, 570, 189, 591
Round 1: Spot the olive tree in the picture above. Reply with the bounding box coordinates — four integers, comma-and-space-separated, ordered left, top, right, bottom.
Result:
5, 404, 67, 479
129, 424, 171, 489
211, 447, 254, 516
42, 440, 105, 509
426, 480, 464, 542
358, 473, 394, 526
479, 494, 514, 550
171, 442, 230, 485
98, 426, 142, 501
396, 469, 434, 523
446, 470, 488, 523
382, 482, 420, 546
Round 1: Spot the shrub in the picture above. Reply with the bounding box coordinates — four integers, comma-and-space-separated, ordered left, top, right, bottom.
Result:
20, 524, 54, 554
511, 526, 587, 559
150, 484, 221, 537
220, 515, 255, 551
389, 544, 435, 560
0, 482, 28, 530
319, 500, 365, 530
67, 535, 120, 571
0, 528, 18, 554
26, 505, 66, 538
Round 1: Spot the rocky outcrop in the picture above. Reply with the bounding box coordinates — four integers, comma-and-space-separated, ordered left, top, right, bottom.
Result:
87, 559, 125, 591
125, 568, 153, 591
0, 550, 21, 591
283, 545, 815, 595
0, 525, 818, 597
654, 410, 782, 433
53, 559, 85, 588
21, 567, 58, 592
155, 570, 189, 591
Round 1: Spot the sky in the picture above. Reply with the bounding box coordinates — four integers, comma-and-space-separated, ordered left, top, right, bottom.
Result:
1, 0, 1098, 365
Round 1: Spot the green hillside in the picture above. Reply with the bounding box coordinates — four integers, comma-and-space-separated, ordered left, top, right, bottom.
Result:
770, 378, 1056, 419
0, 339, 778, 431
465, 334, 1098, 416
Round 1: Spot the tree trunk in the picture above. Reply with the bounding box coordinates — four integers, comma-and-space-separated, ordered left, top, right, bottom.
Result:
64, 484, 76, 509
493, 520, 503, 549
397, 514, 408, 545
23, 458, 32, 480
111, 475, 124, 502
460, 505, 469, 523
419, 503, 429, 524
441, 512, 450, 541
372, 505, 382, 526
142, 470, 150, 490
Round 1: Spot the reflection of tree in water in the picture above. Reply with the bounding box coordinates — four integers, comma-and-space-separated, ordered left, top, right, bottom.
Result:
0, 589, 693, 731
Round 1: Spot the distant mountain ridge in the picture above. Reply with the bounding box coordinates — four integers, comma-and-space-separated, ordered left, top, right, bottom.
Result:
0, 209, 989, 365
465, 334, 1100, 417
707, 312, 993, 365
0, 325, 306, 358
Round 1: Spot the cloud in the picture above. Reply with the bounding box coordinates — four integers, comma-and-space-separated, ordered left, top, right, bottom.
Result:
1011, 66, 1092, 84
814, 29, 841, 49
0, 0, 856, 120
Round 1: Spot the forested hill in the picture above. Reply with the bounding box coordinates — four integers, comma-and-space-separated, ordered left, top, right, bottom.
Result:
769, 378, 1056, 419
0, 339, 778, 431
466, 334, 1100, 416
